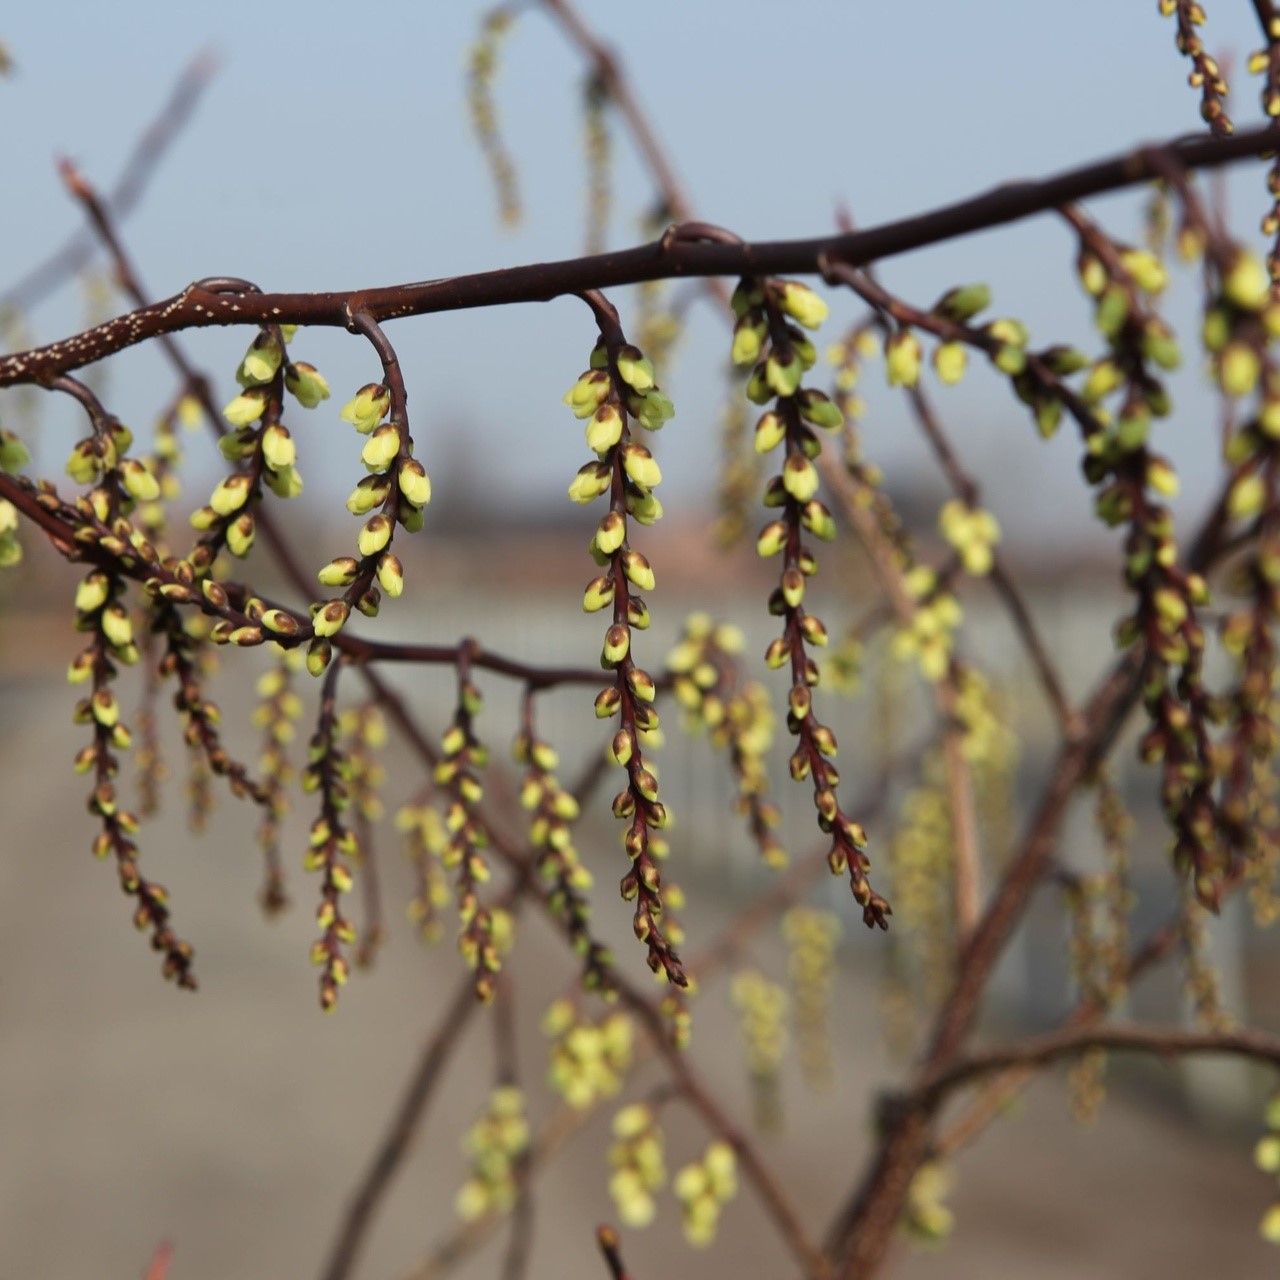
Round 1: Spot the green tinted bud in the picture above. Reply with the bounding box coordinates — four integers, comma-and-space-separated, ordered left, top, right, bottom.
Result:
218, 428, 257, 462
91, 688, 120, 727
285, 361, 331, 408
347, 475, 390, 515
223, 388, 268, 427
226, 513, 256, 557
76, 572, 111, 614
319, 557, 360, 587
586, 404, 624, 454
1228, 472, 1267, 520
766, 350, 803, 397
376, 553, 404, 598
358, 514, 393, 557
783, 454, 820, 502
306, 638, 332, 677
1224, 252, 1269, 310
210, 473, 251, 516
312, 600, 350, 638
361, 424, 402, 472
1034, 397, 1063, 438
583, 575, 615, 612
398, 459, 432, 507
595, 511, 626, 555
1039, 345, 1091, 375
798, 389, 843, 430
1141, 321, 1181, 370
595, 686, 622, 718
731, 313, 766, 365
261, 608, 299, 635
778, 280, 829, 329
631, 389, 674, 431
0, 430, 31, 474
340, 383, 391, 433
1119, 248, 1167, 294
616, 346, 655, 392
627, 489, 663, 525
622, 444, 661, 489
800, 500, 837, 542
731, 278, 765, 319
602, 623, 630, 667
1146, 457, 1180, 497
627, 667, 656, 702
756, 520, 788, 558
933, 342, 967, 384
263, 464, 303, 500
568, 461, 612, 505
1095, 284, 1129, 339
932, 282, 991, 323
1220, 343, 1261, 397
238, 331, 283, 386
65, 441, 99, 485
885, 330, 922, 388
261, 424, 297, 471
754, 412, 786, 453
120, 459, 160, 502
1083, 360, 1123, 402
992, 343, 1026, 375
563, 370, 611, 419
622, 550, 655, 591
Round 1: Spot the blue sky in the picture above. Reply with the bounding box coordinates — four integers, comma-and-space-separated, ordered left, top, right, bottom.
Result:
1, 1, 1275, 548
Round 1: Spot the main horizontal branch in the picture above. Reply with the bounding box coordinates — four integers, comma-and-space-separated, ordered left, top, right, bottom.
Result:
3, 124, 1279, 387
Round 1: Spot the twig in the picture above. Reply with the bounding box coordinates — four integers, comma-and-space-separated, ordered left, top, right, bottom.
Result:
5, 124, 1280, 385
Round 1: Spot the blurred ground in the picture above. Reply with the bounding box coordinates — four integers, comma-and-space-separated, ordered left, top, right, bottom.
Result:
2, 619, 1278, 1280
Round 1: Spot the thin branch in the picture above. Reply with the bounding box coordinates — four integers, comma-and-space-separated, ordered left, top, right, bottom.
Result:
918, 1022, 1280, 1104
4, 125, 1280, 385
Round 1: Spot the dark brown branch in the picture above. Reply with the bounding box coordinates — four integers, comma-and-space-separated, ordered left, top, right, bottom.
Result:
4, 124, 1280, 386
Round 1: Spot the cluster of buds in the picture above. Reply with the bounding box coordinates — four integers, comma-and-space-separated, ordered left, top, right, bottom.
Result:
938, 498, 1001, 577
1066, 210, 1227, 908
454, 1085, 529, 1222
300, 692, 359, 1012
396, 800, 452, 943
252, 651, 305, 913
607, 1103, 667, 1228
889, 565, 962, 684
1254, 1095, 1280, 1244
153, 602, 269, 831
781, 907, 841, 1088
1157, 0, 1233, 136
308, 377, 420, 661
734, 275, 888, 927
542, 998, 634, 1109
436, 675, 500, 1001
195, 328, 312, 572
666, 613, 784, 868
566, 320, 684, 986
730, 969, 789, 1131
513, 727, 613, 993
672, 1141, 738, 1247
69, 561, 195, 987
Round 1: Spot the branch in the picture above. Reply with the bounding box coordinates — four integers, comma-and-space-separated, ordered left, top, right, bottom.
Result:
4, 125, 1280, 385
918, 1022, 1280, 1104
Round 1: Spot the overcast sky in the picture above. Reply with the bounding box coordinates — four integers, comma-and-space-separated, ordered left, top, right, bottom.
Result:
1, 1, 1274, 550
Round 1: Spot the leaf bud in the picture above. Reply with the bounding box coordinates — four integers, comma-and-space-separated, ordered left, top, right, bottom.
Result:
932, 282, 991, 323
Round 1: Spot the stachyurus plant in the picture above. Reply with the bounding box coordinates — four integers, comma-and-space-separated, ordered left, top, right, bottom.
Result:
9, 3, 1280, 1276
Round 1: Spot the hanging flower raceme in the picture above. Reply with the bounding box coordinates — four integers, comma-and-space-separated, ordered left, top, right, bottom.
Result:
734, 276, 889, 928
565, 313, 685, 987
